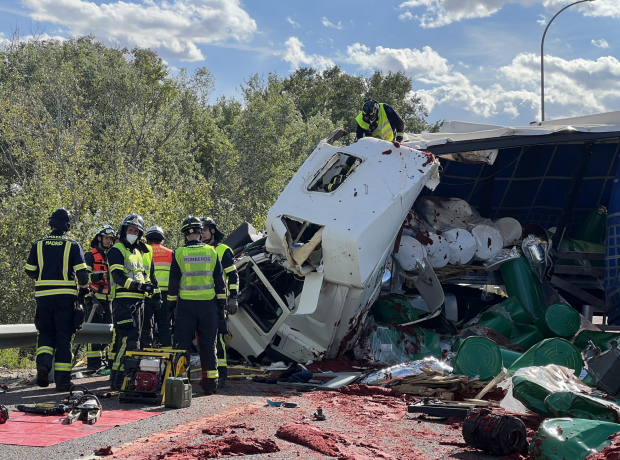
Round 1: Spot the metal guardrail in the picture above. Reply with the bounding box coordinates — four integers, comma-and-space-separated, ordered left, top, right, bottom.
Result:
0, 323, 113, 349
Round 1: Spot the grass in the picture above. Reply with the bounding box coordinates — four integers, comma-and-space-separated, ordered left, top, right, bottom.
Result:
0, 348, 35, 369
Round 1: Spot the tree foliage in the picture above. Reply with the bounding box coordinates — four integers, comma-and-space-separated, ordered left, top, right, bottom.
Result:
0, 36, 438, 323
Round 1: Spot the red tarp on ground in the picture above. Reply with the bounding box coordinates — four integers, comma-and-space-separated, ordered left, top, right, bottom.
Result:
0, 409, 161, 446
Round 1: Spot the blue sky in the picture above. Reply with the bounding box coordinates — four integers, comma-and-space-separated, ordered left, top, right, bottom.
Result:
1, 0, 619, 128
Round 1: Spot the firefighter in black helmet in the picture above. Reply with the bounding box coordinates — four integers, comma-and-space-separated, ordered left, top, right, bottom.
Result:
25, 208, 90, 391
107, 213, 158, 388
354, 99, 405, 143
201, 217, 238, 388
169, 216, 227, 395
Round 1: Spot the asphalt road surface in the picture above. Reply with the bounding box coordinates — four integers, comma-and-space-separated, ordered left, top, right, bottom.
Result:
0, 367, 500, 460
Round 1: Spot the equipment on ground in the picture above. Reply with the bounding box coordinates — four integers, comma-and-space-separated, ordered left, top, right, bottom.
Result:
16, 403, 69, 416
0, 405, 8, 424
118, 349, 188, 405
164, 377, 192, 409
64, 394, 102, 425
462, 408, 527, 456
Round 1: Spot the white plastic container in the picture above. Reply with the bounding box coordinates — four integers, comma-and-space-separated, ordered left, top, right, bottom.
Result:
471, 224, 503, 261
444, 228, 476, 265
494, 217, 522, 246
395, 235, 426, 271
140, 358, 161, 373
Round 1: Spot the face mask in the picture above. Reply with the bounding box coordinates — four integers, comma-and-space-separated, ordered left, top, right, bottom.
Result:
126, 234, 138, 244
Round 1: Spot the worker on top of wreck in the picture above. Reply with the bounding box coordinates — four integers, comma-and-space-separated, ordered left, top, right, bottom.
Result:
354, 99, 405, 143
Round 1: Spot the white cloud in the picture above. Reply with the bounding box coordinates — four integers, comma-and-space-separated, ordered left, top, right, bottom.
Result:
592, 38, 610, 49
321, 16, 343, 29
282, 37, 335, 71
345, 42, 620, 120
21, 0, 257, 61
286, 16, 301, 28
397, 0, 614, 28
345, 43, 450, 78
0, 33, 10, 48
537, 14, 546, 26
399, 11, 414, 21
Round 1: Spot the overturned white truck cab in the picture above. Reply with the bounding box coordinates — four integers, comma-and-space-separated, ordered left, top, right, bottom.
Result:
228, 131, 441, 363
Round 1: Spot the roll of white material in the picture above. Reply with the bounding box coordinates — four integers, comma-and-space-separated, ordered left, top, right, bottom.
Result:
494, 217, 522, 246
444, 228, 476, 265
423, 232, 450, 268
471, 224, 503, 261
395, 235, 426, 271
443, 198, 473, 221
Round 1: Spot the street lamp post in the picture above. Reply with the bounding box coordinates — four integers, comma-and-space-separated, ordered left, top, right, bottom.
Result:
541, 0, 595, 121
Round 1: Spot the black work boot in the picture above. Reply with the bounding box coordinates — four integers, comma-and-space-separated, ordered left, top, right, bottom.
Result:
36, 365, 49, 388
55, 382, 73, 391
218, 366, 228, 388
200, 373, 218, 395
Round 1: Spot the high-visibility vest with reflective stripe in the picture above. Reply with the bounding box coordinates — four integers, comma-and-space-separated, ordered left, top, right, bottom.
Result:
142, 244, 153, 283
142, 244, 156, 297
151, 244, 173, 290
32, 236, 85, 297
214, 243, 237, 295
215, 243, 233, 283
88, 248, 109, 300
109, 242, 146, 299
355, 103, 394, 141
175, 243, 218, 301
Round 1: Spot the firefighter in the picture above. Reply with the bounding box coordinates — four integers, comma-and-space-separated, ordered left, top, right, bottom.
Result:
354, 99, 405, 143
201, 217, 238, 388
141, 226, 173, 349
24, 208, 89, 391
84, 225, 115, 373
139, 236, 160, 349
107, 214, 158, 388
168, 216, 227, 395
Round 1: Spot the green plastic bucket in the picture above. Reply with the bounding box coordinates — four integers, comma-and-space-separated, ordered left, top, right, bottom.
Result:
452, 336, 503, 381
510, 324, 544, 351
544, 303, 581, 338
500, 258, 545, 318
508, 338, 583, 376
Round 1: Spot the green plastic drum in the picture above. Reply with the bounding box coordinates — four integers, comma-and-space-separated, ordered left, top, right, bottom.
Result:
544, 303, 581, 338
508, 338, 583, 376
530, 419, 620, 460
510, 324, 544, 352
476, 312, 513, 338
574, 330, 620, 352
453, 336, 503, 381
490, 297, 534, 325
499, 348, 523, 368
576, 207, 607, 244
500, 258, 545, 318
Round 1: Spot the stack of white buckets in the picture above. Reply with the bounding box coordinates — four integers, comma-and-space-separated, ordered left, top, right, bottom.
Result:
396, 197, 522, 271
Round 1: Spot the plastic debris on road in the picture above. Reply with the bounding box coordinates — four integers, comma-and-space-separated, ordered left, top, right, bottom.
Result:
530, 418, 620, 460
